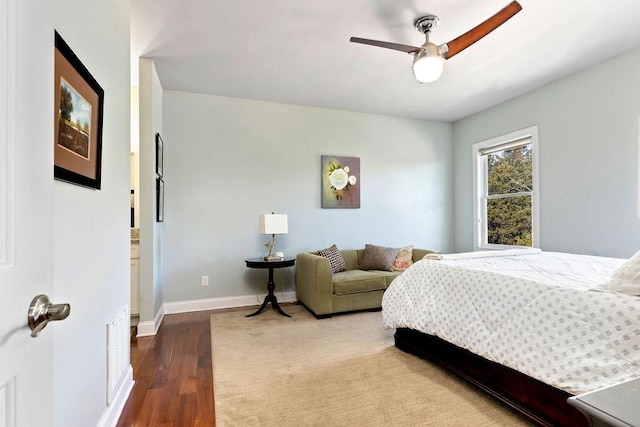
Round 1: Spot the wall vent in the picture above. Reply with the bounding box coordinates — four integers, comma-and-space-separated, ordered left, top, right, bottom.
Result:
107, 305, 129, 405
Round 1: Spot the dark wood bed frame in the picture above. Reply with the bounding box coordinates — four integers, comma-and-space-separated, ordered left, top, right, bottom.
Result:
394, 328, 589, 427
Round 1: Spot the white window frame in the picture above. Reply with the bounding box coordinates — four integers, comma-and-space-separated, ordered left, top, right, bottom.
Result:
472, 126, 540, 251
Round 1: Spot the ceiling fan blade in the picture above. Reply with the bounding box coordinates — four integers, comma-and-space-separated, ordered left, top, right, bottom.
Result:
350, 37, 421, 54
443, 1, 522, 59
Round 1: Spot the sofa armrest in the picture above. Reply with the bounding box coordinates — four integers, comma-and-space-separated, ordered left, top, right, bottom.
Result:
295, 252, 334, 316
412, 248, 439, 262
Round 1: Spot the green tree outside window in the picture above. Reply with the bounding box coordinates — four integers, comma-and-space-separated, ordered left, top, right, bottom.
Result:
485, 144, 532, 246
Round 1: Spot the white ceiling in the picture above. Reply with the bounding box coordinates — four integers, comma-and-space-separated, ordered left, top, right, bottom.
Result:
130, 0, 640, 122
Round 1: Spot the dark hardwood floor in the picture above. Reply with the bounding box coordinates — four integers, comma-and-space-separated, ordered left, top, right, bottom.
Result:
116, 310, 218, 427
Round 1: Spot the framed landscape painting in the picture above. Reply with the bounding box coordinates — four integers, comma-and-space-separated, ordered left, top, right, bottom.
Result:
321, 155, 360, 208
54, 31, 104, 189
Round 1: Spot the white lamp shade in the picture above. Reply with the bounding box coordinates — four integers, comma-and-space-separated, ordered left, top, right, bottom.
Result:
412, 50, 444, 83
259, 214, 288, 235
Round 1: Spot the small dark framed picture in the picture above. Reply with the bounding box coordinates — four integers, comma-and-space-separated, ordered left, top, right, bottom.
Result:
156, 133, 163, 177
156, 177, 164, 222
54, 31, 104, 189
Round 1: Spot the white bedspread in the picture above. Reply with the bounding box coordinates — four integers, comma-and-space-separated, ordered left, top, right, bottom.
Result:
382, 251, 640, 394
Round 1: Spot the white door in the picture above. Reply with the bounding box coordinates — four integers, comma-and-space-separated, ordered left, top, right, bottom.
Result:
0, 1, 56, 426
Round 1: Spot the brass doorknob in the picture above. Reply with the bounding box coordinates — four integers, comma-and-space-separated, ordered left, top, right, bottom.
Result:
28, 294, 71, 338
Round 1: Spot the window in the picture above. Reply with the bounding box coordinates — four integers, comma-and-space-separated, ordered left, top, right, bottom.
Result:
473, 126, 539, 250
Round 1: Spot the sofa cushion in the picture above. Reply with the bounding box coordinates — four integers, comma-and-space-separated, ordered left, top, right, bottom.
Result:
393, 246, 414, 271
376, 270, 403, 286
317, 244, 346, 273
359, 244, 400, 272
332, 270, 387, 295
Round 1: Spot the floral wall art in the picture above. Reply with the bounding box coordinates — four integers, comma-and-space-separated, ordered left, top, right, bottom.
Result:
321, 155, 360, 208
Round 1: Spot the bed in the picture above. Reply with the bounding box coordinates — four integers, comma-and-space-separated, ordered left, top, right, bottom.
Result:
382, 249, 640, 426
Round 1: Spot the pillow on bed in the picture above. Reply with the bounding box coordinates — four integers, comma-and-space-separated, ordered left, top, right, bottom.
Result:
359, 244, 400, 272
317, 244, 346, 274
600, 250, 640, 296
393, 246, 414, 271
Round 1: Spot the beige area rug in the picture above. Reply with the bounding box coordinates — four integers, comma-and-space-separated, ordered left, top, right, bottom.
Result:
210, 304, 532, 427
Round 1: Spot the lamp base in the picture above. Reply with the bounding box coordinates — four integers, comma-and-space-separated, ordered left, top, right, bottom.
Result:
263, 233, 282, 261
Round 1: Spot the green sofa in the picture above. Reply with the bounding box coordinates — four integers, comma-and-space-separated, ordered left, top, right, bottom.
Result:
295, 248, 436, 318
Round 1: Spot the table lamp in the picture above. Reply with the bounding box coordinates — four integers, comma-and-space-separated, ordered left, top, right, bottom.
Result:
259, 213, 288, 261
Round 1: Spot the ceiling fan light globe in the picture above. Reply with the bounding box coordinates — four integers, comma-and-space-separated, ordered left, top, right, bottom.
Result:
412, 53, 444, 83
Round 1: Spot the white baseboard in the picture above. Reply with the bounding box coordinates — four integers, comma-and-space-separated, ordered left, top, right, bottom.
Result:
135, 292, 298, 337
163, 291, 298, 315
97, 365, 134, 427
136, 304, 165, 337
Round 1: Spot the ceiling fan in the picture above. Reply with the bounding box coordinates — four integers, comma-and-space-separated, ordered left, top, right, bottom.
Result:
350, 1, 522, 83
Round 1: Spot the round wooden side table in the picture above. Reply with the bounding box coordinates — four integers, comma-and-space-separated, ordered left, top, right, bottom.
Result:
245, 257, 295, 317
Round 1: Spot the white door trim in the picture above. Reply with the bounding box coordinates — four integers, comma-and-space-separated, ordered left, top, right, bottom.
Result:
0, 0, 16, 270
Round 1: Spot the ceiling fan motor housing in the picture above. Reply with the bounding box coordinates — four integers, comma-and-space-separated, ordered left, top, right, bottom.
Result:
412, 42, 444, 83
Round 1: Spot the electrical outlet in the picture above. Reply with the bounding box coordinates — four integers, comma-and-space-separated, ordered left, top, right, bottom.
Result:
201, 275, 209, 286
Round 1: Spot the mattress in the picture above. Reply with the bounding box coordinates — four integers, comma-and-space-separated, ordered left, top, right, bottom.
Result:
382, 250, 640, 394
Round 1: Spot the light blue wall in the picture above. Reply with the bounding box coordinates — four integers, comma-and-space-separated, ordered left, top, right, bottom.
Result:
162, 90, 453, 302
453, 48, 640, 258
138, 59, 164, 323
54, 0, 131, 425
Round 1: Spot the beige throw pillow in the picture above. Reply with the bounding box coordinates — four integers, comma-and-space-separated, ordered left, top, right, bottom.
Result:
393, 246, 414, 271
